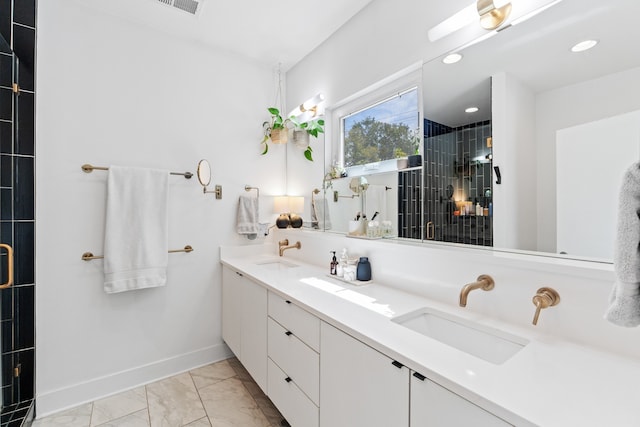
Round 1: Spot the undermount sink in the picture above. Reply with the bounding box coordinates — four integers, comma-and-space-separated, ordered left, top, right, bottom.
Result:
392, 308, 528, 364
255, 260, 299, 271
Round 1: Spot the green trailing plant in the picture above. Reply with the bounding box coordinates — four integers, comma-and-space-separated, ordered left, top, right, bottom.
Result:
261, 107, 325, 161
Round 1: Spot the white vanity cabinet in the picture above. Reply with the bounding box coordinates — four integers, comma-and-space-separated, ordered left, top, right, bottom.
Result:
221, 266, 267, 392
410, 373, 512, 426
320, 322, 410, 427
267, 292, 320, 427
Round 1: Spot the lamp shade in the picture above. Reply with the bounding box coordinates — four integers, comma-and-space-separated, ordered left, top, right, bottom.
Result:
274, 196, 290, 213
288, 196, 304, 214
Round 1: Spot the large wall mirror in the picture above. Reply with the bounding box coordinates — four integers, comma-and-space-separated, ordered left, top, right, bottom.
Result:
321, 0, 640, 263
423, 0, 640, 261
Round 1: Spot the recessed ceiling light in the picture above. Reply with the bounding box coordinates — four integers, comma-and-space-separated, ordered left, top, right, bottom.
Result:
571, 39, 598, 53
442, 53, 463, 64
465, 107, 479, 113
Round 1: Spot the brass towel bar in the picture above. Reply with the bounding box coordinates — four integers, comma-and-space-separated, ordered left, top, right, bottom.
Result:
245, 185, 259, 198
81, 245, 194, 261
81, 164, 193, 179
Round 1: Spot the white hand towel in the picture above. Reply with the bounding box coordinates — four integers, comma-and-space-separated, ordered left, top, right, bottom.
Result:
311, 197, 332, 230
104, 166, 169, 293
237, 195, 259, 239
605, 161, 640, 327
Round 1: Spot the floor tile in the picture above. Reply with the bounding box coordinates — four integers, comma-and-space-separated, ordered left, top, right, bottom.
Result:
184, 417, 211, 426
146, 372, 206, 426
199, 377, 270, 427
190, 360, 236, 390
32, 403, 93, 427
96, 409, 149, 427
91, 387, 147, 426
226, 358, 252, 382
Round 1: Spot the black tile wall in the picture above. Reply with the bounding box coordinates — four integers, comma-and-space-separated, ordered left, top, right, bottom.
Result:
422, 119, 493, 246
0, 0, 35, 423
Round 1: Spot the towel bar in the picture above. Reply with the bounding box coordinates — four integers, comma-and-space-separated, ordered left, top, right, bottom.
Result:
81, 245, 194, 261
81, 164, 193, 179
245, 185, 259, 198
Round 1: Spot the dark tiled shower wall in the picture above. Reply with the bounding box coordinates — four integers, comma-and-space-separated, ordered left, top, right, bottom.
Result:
0, 0, 36, 426
423, 119, 493, 246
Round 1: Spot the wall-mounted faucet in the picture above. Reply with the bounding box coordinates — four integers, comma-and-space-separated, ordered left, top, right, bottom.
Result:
279, 239, 301, 257
459, 275, 495, 307
531, 287, 560, 325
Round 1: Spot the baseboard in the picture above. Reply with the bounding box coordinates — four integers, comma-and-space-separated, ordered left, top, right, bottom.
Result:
35, 343, 233, 418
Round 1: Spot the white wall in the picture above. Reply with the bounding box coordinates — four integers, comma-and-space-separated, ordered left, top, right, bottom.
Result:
492, 72, 537, 251
556, 111, 640, 259
36, 1, 282, 415
535, 66, 640, 253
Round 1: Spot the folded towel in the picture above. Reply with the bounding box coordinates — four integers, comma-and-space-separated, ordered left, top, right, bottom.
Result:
237, 195, 259, 239
104, 166, 169, 293
605, 161, 640, 327
311, 197, 331, 230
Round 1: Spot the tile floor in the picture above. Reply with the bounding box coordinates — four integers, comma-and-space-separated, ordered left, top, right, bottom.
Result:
32, 358, 286, 427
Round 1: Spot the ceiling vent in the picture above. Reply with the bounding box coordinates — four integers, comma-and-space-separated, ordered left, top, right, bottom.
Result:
156, 0, 202, 15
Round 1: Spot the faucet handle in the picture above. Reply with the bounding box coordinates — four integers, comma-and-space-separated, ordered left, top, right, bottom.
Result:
532, 287, 560, 325
278, 239, 289, 247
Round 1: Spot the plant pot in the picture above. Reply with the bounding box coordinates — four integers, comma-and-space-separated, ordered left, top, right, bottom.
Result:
270, 128, 288, 144
408, 154, 422, 168
396, 157, 408, 169
292, 129, 310, 148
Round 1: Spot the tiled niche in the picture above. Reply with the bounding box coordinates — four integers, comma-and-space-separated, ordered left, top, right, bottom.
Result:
0, 0, 36, 425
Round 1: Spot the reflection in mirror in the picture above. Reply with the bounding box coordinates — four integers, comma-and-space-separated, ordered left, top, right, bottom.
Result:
326, 171, 397, 237
422, 0, 640, 261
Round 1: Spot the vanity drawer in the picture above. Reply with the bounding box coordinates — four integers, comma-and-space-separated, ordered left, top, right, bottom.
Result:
268, 358, 319, 427
268, 291, 320, 352
268, 317, 320, 405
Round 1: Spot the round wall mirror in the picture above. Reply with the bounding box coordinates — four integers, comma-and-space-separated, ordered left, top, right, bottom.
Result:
197, 159, 211, 187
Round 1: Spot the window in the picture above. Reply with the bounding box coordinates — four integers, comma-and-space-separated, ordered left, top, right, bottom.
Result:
342, 87, 420, 168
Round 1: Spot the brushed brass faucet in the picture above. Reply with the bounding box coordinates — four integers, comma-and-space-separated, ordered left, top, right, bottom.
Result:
531, 287, 560, 325
279, 239, 301, 257
459, 275, 495, 307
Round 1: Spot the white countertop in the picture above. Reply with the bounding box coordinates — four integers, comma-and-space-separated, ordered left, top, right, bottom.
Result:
220, 246, 640, 427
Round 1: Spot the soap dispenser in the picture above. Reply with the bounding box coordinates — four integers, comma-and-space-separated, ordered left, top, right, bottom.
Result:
330, 251, 338, 275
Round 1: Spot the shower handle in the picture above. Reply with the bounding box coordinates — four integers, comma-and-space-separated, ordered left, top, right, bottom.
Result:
0, 244, 14, 289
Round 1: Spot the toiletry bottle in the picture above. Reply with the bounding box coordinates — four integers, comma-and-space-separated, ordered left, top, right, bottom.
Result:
356, 257, 371, 281
337, 249, 348, 278
330, 251, 337, 275
476, 202, 482, 216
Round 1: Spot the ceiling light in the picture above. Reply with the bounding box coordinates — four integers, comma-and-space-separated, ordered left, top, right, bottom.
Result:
442, 53, 463, 64
466, 107, 479, 113
571, 39, 598, 53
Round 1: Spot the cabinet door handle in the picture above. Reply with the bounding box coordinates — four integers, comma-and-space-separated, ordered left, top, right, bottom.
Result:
391, 360, 404, 369
285, 377, 292, 383
285, 300, 292, 304
413, 372, 426, 381
285, 331, 293, 336
235, 271, 243, 277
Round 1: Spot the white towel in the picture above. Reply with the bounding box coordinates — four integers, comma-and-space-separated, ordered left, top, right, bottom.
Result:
605, 161, 640, 327
104, 166, 169, 293
311, 197, 331, 230
237, 195, 259, 239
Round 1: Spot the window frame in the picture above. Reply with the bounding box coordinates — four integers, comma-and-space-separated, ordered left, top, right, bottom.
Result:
327, 65, 423, 175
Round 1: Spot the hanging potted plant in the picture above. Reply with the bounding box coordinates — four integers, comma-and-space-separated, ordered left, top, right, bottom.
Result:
261, 107, 325, 161
261, 107, 289, 153
290, 117, 325, 161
